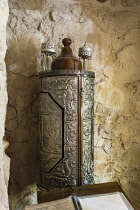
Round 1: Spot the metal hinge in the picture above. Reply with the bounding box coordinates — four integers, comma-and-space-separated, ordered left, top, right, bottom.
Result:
78, 164, 83, 172
79, 88, 83, 98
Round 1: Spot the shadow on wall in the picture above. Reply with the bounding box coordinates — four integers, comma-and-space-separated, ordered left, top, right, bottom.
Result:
5, 35, 40, 208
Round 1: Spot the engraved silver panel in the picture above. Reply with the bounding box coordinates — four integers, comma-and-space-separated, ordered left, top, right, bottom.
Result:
82, 77, 94, 185
41, 146, 77, 188
39, 73, 94, 189
40, 93, 63, 173
40, 77, 78, 188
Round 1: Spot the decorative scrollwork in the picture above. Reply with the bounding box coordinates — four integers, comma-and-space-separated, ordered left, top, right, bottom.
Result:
39, 75, 94, 189
40, 77, 78, 188
82, 77, 94, 185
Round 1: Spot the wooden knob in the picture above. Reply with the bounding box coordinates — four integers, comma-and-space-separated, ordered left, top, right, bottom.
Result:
62, 38, 71, 47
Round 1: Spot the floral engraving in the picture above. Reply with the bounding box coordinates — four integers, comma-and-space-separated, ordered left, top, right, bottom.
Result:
40, 77, 78, 188
82, 77, 94, 185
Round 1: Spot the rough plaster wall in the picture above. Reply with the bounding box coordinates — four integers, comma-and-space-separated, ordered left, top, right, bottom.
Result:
0, 0, 9, 209
5, 0, 140, 209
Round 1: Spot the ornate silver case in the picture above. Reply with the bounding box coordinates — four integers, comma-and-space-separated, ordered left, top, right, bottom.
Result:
39, 70, 95, 189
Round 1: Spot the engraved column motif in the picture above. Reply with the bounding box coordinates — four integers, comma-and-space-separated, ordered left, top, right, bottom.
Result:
81, 77, 94, 185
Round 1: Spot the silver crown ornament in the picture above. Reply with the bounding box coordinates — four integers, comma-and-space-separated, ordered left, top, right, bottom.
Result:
78, 42, 92, 70
41, 42, 56, 71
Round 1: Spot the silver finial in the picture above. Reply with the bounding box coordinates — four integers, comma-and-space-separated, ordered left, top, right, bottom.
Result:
41, 42, 56, 71
78, 42, 92, 70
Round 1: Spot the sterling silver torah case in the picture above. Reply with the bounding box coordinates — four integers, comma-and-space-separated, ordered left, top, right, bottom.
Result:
39, 39, 95, 189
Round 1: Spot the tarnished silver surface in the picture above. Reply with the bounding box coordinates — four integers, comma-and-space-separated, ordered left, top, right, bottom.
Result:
40, 93, 63, 172
40, 77, 78, 189
41, 146, 77, 188
78, 42, 92, 70
79, 42, 92, 59
38, 69, 95, 78
41, 42, 56, 55
82, 77, 94, 185
41, 42, 56, 71
39, 73, 94, 189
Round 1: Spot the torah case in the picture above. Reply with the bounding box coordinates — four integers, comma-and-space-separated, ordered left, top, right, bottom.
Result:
38, 38, 95, 189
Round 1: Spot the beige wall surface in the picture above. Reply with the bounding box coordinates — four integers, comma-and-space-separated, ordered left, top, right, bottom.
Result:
5, 0, 140, 209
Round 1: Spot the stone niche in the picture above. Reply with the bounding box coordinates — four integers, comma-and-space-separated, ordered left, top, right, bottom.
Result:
0, 0, 10, 210
2, 0, 140, 209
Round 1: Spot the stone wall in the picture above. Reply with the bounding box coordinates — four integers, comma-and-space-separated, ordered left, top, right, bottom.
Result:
5, 0, 140, 209
0, 0, 9, 210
